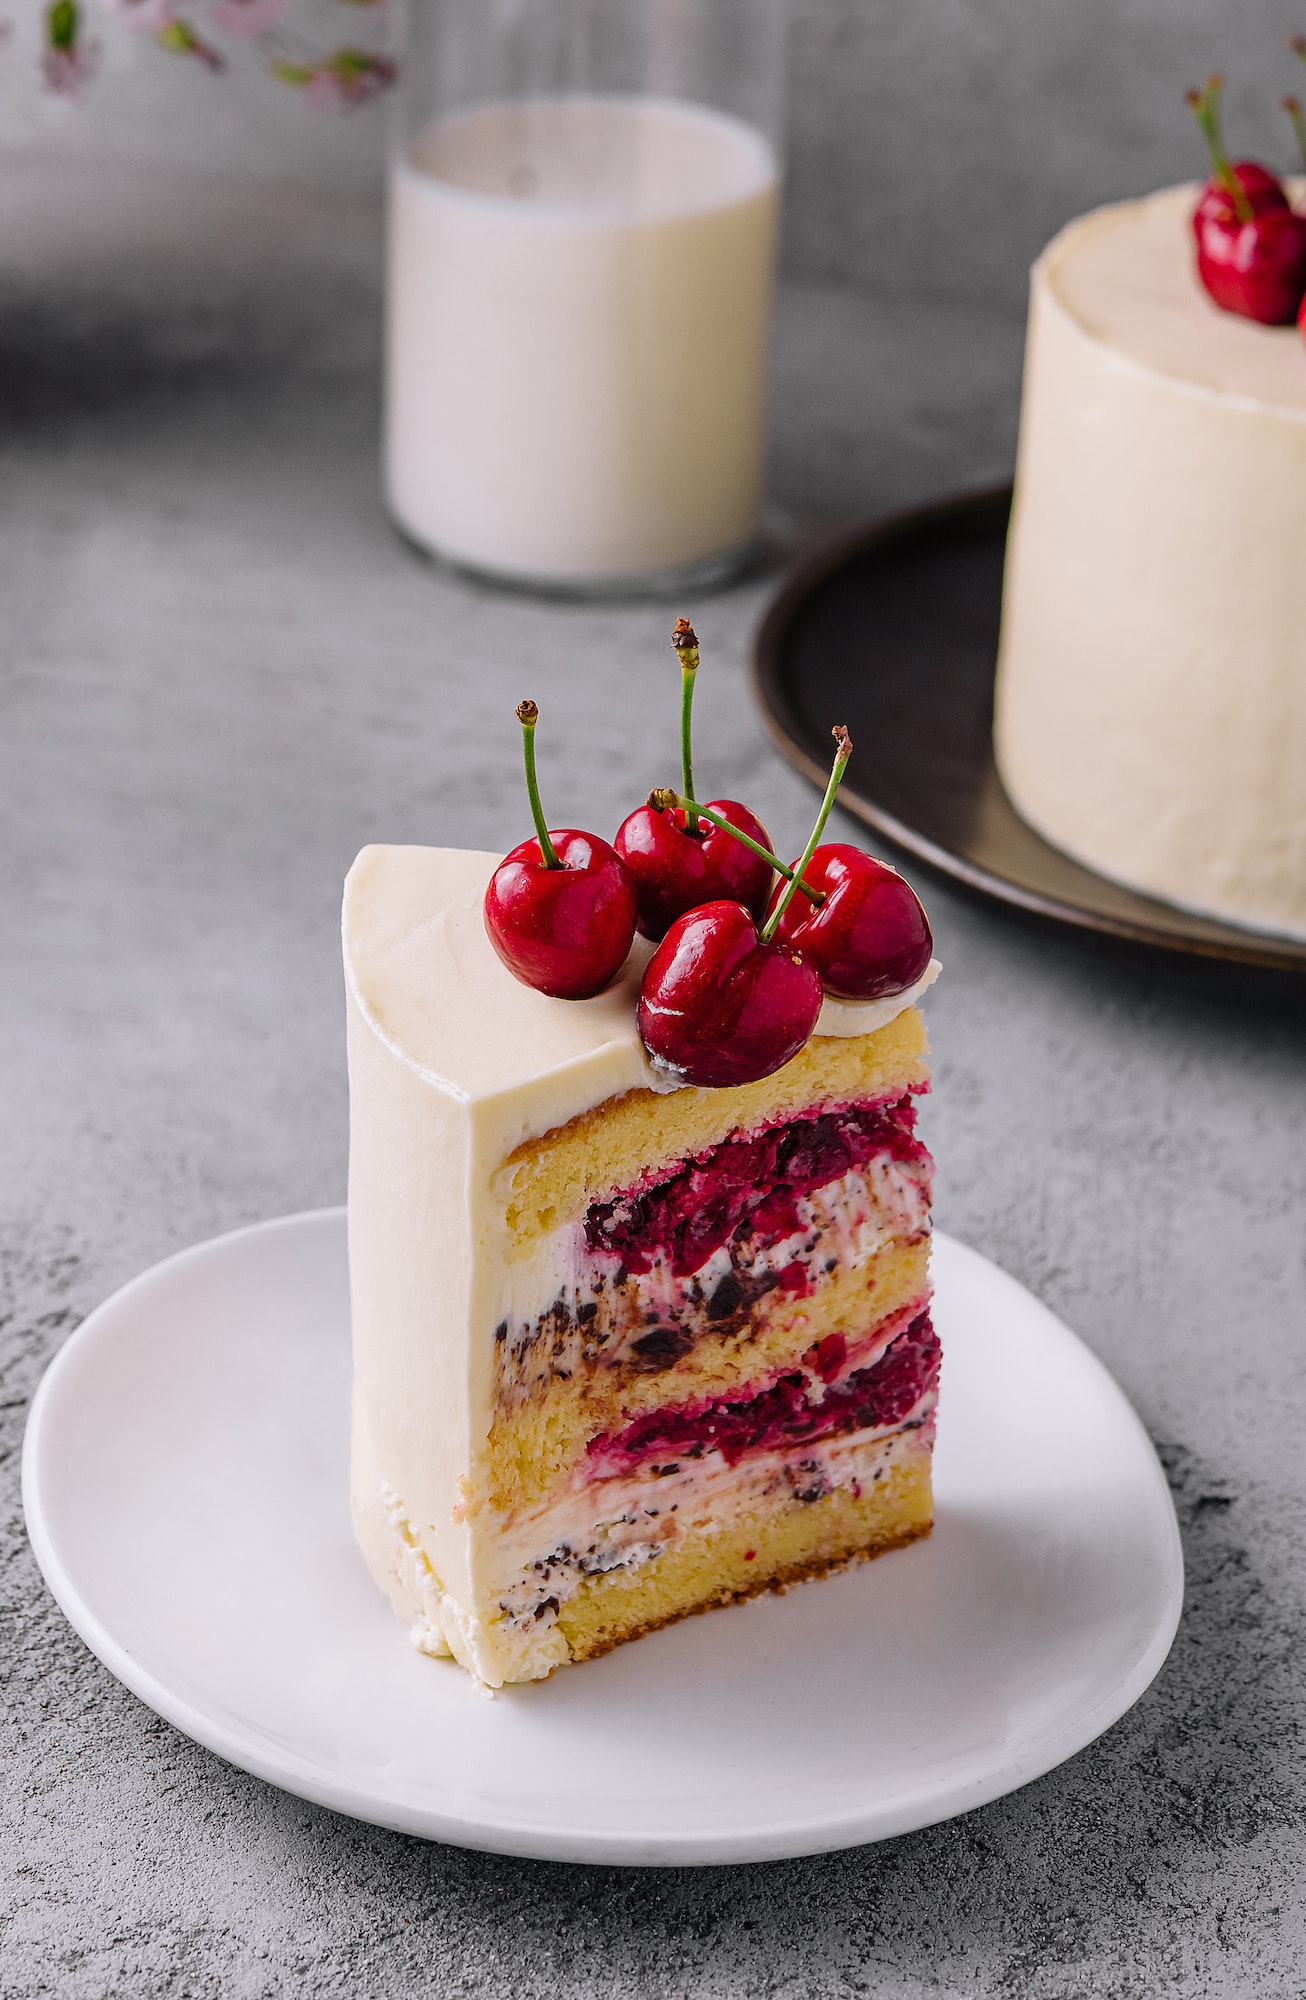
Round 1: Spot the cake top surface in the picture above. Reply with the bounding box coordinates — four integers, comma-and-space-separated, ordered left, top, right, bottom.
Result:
343, 845, 938, 1121
1041, 181, 1306, 414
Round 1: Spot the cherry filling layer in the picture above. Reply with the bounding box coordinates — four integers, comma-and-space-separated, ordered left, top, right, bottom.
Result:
585, 1310, 940, 1479
584, 1095, 930, 1281
494, 1096, 933, 1410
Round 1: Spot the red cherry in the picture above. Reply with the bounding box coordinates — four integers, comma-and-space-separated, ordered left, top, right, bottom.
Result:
1187, 77, 1306, 324
615, 798, 775, 940
766, 845, 933, 1001
484, 831, 638, 1000
1193, 161, 1291, 226
1193, 204, 1306, 324
637, 901, 822, 1088
1299, 284, 1306, 344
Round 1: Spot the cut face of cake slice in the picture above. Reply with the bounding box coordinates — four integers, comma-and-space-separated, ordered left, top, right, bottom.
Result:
345, 845, 939, 1687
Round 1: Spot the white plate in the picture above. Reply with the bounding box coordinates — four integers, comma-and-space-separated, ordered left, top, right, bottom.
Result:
23, 1210, 1181, 1867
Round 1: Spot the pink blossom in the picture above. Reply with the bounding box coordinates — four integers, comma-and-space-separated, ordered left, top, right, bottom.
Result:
273, 46, 396, 109
42, 39, 97, 92
212, 0, 289, 35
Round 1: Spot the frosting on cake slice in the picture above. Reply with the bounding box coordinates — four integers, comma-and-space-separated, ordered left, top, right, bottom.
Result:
345, 844, 939, 1687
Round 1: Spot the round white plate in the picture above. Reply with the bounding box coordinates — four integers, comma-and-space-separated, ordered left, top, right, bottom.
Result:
23, 1210, 1181, 1867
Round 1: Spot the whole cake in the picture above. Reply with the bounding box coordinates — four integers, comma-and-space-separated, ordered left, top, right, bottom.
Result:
344, 845, 939, 1687
994, 180, 1306, 940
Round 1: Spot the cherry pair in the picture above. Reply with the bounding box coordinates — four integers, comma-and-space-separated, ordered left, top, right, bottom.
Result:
485, 624, 777, 1003
481, 693, 783, 1014
1186, 73, 1306, 325
610, 621, 930, 1010
636, 729, 933, 1087
614, 621, 776, 937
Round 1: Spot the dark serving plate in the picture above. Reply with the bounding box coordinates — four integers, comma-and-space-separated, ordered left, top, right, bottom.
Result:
752, 486, 1306, 979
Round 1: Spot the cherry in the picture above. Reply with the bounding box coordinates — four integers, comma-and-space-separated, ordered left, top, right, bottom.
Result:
1194, 204, 1306, 325
483, 700, 637, 1000
615, 618, 778, 938
617, 795, 776, 938
1192, 161, 1289, 226
637, 724, 856, 1088
767, 845, 933, 1000
1186, 77, 1306, 324
637, 900, 822, 1088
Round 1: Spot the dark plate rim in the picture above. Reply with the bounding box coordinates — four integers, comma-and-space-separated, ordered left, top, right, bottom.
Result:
752, 486, 1306, 978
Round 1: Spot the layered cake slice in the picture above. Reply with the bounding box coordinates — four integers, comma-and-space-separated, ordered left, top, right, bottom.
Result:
345, 844, 939, 1687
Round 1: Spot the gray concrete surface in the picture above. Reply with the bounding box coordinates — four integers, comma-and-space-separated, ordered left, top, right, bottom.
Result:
3, 162, 1306, 1999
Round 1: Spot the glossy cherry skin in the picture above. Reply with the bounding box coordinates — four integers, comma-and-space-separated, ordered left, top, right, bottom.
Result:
637, 900, 822, 1088
1193, 162, 1291, 226
1192, 197, 1306, 325
767, 845, 933, 1000
483, 830, 638, 1000
615, 798, 775, 940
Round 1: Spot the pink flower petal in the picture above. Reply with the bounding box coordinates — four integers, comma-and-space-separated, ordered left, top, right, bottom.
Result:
213, 0, 288, 35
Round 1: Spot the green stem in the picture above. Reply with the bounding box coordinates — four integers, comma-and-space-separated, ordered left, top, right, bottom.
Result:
760, 727, 853, 943
673, 618, 700, 834
1284, 95, 1306, 176
47, 0, 79, 53
646, 790, 824, 903
516, 700, 561, 869
1185, 75, 1253, 222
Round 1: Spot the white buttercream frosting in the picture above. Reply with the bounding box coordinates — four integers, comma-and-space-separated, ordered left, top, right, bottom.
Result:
1049, 180, 1306, 410
995, 183, 1306, 941
344, 844, 939, 1160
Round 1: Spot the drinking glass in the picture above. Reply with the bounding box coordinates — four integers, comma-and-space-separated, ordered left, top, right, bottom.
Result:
385, 0, 788, 592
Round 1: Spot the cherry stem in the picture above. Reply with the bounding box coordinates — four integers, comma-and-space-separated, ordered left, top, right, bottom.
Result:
1185, 75, 1254, 223
1284, 95, 1306, 176
515, 699, 561, 870
761, 726, 852, 943
646, 790, 825, 904
673, 617, 700, 834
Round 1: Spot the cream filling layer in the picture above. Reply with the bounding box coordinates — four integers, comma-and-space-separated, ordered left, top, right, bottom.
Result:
488, 1394, 938, 1631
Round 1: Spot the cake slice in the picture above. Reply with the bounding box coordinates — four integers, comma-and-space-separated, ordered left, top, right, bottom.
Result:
345, 844, 939, 1687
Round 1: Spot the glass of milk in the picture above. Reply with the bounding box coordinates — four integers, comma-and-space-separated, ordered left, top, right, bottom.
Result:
385, 0, 787, 592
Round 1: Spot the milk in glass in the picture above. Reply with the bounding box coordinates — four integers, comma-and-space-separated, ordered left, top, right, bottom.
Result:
385, 95, 780, 586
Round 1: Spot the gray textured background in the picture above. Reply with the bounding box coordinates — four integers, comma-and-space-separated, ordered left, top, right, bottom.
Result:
5, 0, 1306, 305
3, 5, 1306, 1996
